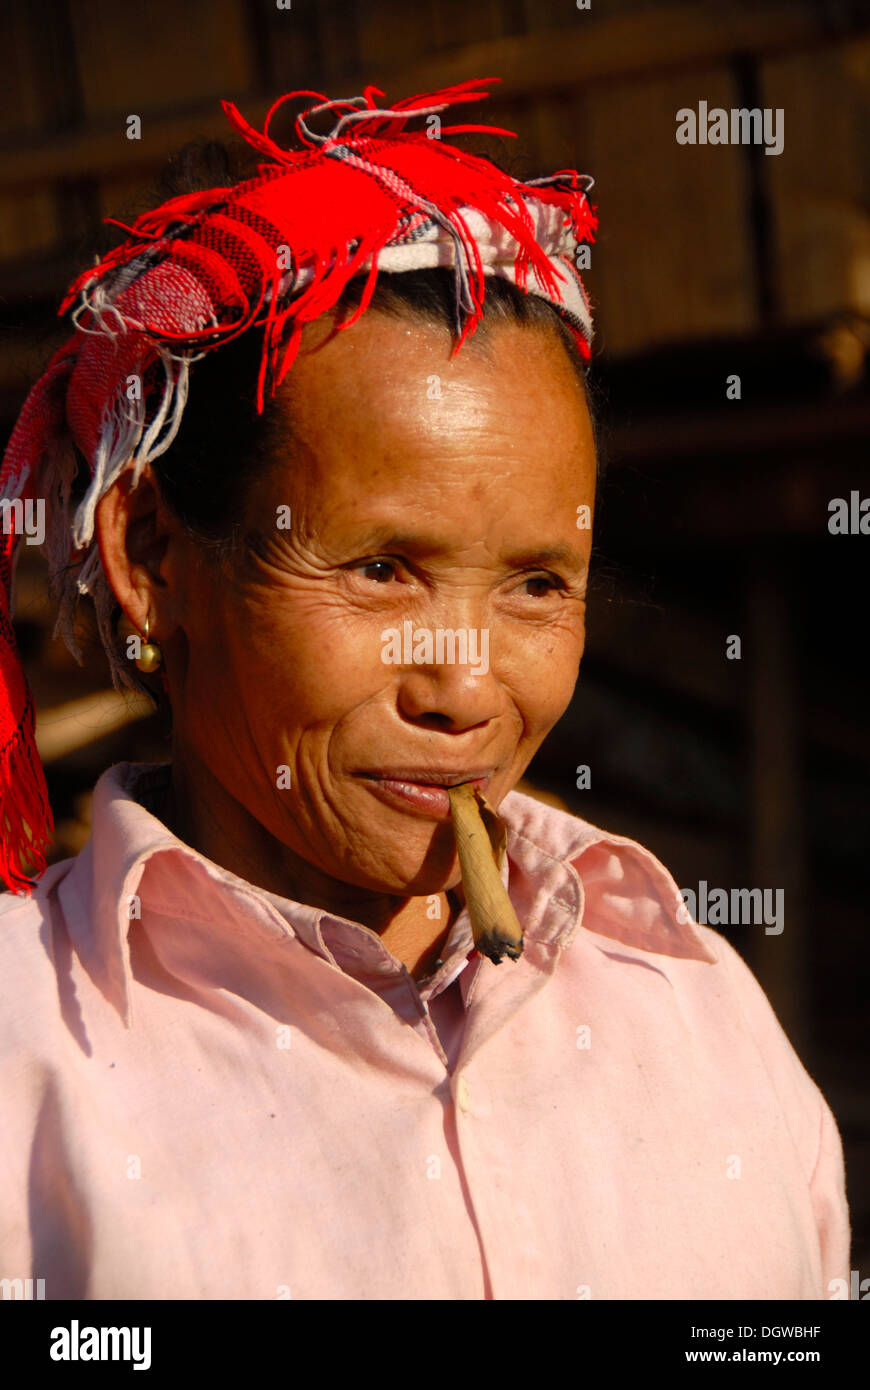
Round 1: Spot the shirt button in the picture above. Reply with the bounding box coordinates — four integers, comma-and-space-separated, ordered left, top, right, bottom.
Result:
456, 1076, 471, 1113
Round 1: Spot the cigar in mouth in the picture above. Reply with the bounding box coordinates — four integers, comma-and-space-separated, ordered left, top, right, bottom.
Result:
447, 782, 524, 965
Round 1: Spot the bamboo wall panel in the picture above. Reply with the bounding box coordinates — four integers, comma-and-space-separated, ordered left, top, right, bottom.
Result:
0, 187, 59, 261
585, 65, 757, 355
764, 37, 870, 322
67, 0, 255, 118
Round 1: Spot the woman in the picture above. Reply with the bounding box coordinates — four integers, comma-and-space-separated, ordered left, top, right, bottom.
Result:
0, 80, 849, 1300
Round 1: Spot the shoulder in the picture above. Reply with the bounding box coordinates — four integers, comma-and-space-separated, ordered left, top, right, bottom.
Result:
686, 920, 834, 1176
0, 873, 58, 968
0, 860, 78, 1049
694, 920, 824, 1087
693, 920, 809, 1063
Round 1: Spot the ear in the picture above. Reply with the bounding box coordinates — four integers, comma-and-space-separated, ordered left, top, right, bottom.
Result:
94, 463, 179, 638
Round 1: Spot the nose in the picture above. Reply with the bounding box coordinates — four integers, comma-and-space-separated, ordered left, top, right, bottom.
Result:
394, 632, 502, 732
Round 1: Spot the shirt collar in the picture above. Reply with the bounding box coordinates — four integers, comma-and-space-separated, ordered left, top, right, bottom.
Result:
51, 761, 715, 1027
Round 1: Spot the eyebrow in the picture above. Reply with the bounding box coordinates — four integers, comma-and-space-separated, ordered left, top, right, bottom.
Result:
348, 530, 588, 576
501, 544, 587, 575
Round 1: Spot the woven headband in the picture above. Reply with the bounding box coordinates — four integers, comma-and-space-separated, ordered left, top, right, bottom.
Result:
0, 75, 597, 894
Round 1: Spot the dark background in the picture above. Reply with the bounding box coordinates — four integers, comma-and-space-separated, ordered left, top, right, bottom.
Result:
2, 0, 868, 1278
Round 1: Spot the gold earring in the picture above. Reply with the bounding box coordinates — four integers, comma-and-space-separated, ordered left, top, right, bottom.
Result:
135, 614, 163, 673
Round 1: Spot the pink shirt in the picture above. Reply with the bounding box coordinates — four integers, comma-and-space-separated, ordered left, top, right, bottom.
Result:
0, 760, 850, 1299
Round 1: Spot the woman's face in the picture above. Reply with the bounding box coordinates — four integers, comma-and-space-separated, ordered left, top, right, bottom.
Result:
161, 309, 596, 897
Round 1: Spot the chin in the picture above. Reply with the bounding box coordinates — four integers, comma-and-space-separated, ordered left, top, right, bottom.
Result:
338, 836, 460, 898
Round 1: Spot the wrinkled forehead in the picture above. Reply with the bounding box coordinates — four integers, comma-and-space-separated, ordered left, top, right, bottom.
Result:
279, 305, 592, 449
242, 308, 596, 544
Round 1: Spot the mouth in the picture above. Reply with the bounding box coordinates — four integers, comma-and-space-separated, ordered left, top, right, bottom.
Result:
355, 768, 494, 820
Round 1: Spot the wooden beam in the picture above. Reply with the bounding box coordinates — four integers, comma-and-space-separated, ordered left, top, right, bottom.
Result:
35, 688, 154, 763
377, 3, 865, 104
0, 105, 251, 192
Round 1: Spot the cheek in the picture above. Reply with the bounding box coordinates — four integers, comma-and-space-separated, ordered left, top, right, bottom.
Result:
226, 594, 392, 719
495, 613, 586, 730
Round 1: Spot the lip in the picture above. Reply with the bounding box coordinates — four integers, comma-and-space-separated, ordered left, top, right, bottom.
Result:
356, 768, 494, 820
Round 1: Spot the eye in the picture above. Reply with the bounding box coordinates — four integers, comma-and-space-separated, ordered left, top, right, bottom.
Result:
357, 559, 398, 583
519, 572, 565, 598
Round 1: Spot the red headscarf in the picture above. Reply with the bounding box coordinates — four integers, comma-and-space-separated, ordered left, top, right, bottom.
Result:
0, 76, 597, 894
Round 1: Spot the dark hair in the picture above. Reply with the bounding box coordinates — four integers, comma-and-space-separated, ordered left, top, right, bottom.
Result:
111, 136, 599, 563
